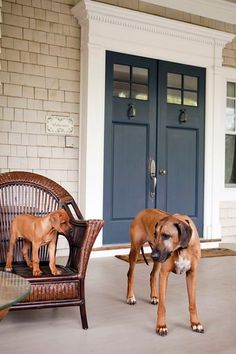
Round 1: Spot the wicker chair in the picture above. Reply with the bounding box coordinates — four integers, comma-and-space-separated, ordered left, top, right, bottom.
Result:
0, 171, 104, 329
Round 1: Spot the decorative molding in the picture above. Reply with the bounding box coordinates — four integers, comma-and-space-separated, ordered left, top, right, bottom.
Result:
72, 0, 234, 48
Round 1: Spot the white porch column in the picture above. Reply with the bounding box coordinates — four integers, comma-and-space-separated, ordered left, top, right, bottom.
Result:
79, 41, 105, 220
204, 65, 226, 238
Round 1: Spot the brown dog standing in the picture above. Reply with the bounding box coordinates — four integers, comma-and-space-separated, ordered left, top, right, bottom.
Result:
127, 208, 204, 335
5, 209, 71, 276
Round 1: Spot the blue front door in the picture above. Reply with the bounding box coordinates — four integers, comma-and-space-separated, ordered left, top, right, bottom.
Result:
103, 52, 205, 244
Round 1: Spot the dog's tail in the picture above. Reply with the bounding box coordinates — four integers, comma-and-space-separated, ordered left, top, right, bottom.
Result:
141, 246, 149, 266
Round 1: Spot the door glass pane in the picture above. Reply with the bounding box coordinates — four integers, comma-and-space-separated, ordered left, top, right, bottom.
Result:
113, 64, 130, 81
167, 89, 181, 104
226, 99, 235, 116
183, 91, 198, 106
225, 134, 236, 184
227, 82, 235, 97
131, 83, 148, 100
113, 81, 130, 98
132, 67, 148, 84
167, 73, 181, 88
226, 115, 235, 131
184, 75, 198, 90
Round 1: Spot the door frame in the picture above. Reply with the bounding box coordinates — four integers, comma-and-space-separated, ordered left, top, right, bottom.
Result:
72, 0, 234, 247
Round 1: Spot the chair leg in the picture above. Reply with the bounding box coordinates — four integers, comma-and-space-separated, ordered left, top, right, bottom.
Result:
80, 302, 88, 329
79, 279, 88, 329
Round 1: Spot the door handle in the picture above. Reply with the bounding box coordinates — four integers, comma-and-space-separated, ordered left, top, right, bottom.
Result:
150, 159, 157, 198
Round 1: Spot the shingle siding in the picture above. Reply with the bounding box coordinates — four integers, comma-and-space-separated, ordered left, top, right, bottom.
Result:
0, 0, 80, 201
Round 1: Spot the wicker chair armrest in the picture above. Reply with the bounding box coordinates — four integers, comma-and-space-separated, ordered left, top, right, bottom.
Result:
65, 219, 104, 278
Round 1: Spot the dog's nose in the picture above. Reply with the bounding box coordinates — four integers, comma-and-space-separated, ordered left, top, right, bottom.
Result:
151, 250, 161, 261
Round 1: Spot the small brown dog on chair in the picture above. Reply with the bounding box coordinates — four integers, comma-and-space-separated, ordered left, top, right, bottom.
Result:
5, 209, 71, 277
127, 208, 204, 336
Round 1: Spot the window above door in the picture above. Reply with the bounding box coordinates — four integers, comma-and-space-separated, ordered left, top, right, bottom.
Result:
167, 73, 198, 106
113, 64, 149, 101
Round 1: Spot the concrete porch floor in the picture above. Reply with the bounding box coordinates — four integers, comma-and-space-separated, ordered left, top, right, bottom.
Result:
1, 255, 236, 354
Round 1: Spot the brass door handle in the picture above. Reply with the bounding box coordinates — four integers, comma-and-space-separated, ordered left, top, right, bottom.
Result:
150, 159, 157, 198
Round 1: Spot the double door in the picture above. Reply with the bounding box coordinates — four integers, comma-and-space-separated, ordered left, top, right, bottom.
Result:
103, 51, 205, 244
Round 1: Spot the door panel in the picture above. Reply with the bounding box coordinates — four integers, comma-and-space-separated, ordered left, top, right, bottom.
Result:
166, 127, 197, 215
112, 123, 148, 219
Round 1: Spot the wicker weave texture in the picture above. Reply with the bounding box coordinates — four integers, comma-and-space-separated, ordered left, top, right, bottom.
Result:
23, 282, 80, 302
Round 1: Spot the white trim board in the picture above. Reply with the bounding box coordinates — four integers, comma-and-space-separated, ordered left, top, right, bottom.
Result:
72, 0, 234, 247
142, 0, 236, 25
90, 242, 221, 258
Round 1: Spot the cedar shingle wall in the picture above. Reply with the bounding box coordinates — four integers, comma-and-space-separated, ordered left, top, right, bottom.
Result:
0, 0, 80, 201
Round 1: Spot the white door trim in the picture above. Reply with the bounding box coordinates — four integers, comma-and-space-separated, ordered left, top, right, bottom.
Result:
72, 0, 234, 246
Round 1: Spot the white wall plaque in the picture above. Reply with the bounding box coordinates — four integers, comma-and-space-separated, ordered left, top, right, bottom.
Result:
46, 116, 74, 135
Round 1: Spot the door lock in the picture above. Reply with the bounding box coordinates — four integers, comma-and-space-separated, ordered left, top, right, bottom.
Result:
159, 169, 166, 176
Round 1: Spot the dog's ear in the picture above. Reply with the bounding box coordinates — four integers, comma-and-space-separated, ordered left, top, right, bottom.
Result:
49, 213, 60, 229
154, 222, 159, 239
175, 221, 192, 248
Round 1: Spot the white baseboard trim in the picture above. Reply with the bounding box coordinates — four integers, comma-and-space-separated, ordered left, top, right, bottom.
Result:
200, 241, 220, 249
220, 242, 236, 251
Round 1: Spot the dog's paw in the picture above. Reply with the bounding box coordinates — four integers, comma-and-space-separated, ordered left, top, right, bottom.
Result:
127, 296, 136, 305
191, 323, 204, 333
151, 296, 159, 305
5, 267, 12, 272
156, 325, 168, 336
33, 269, 42, 276
52, 269, 62, 276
